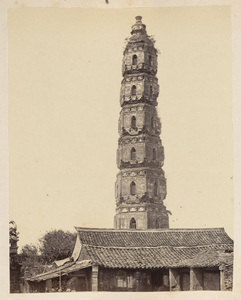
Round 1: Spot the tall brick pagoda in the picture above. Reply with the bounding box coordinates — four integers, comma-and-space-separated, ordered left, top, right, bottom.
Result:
114, 16, 169, 230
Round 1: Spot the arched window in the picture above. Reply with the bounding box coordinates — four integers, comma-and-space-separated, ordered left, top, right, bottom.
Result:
153, 148, 156, 160
150, 85, 153, 96
131, 147, 136, 160
131, 116, 136, 128
131, 85, 136, 96
132, 54, 137, 65
130, 181, 136, 195
149, 55, 152, 66
156, 217, 162, 229
130, 218, 136, 229
154, 182, 158, 197
151, 116, 154, 129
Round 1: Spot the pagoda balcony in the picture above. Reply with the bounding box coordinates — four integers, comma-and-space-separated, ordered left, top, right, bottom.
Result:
121, 95, 157, 107
120, 125, 161, 138
120, 125, 145, 137
122, 63, 157, 76
116, 194, 164, 207
119, 159, 163, 170
116, 195, 140, 206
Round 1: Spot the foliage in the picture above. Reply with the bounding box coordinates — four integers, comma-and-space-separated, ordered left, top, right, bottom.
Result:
19, 229, 76, 277
39, 229, 76, 264
19, 244, 44, 277
21, 244, 39, 258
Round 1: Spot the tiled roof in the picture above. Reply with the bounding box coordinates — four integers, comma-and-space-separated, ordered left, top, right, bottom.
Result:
28, 260, 92, 282
180, 249, 233, 268
76, 227, 233, 269
75, 227, 233, 247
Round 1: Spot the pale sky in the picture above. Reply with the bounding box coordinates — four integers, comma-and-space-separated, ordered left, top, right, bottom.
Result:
8, 7, 233, 250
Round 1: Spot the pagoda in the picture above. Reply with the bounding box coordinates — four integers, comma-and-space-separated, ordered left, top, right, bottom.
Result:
114, 16, 169, 229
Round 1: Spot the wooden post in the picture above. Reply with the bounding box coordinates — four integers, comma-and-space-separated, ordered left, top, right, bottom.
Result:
169, 269, 180, 291
169, 269, 173, 291
92, 265, 99, 291
190, 268, 194, 291
219, 266, 224, 291
59, 271, 62, 292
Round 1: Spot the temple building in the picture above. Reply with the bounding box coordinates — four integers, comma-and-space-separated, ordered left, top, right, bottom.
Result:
26, 16, 233, 293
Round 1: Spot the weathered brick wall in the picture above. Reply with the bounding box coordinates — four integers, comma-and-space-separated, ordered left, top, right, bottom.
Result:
223, 265, 233, 291
118, 142, 146, 162
122, 79, 158, 98
146, 142, 164, 163
115, 203, 168, 230
115, 210, 148, 229
118, 172, 146, 199
115, 169, 166, 202
117, 138, 163, 167
160, 210, 169, 227
118, 104, 161, 135
122, 80, 144, 99
122, 43, 157, 75
146, 173, 166, 200
122, 109, 145, 129
147, 208, 168, 228
123, 50, 145, 67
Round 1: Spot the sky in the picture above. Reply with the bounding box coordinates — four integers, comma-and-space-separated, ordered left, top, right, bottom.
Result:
8, 7, 233, 250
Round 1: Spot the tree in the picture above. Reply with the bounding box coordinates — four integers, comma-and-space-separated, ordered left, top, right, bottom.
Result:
19, 244, 44, 278
20, 244, 38, 259
19, 229, 76, 279
39, 229, 76, 264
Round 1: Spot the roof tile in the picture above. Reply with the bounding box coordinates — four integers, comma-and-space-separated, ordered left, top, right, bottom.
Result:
76, 228, 233, 269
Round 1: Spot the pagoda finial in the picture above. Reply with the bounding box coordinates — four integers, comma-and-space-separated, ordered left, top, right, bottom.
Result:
131, 16, 146, 35
135, 16, 142, 22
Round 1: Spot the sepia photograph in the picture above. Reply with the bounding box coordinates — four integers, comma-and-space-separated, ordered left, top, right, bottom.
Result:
4, 1, 239, 297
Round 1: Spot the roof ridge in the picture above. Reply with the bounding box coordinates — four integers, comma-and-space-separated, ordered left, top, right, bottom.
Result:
75, 226, 225, 232
82, 243, 233, 250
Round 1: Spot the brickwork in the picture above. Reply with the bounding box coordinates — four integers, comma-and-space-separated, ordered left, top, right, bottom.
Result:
223, 265, 233, 291
114, 16, 169, 229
